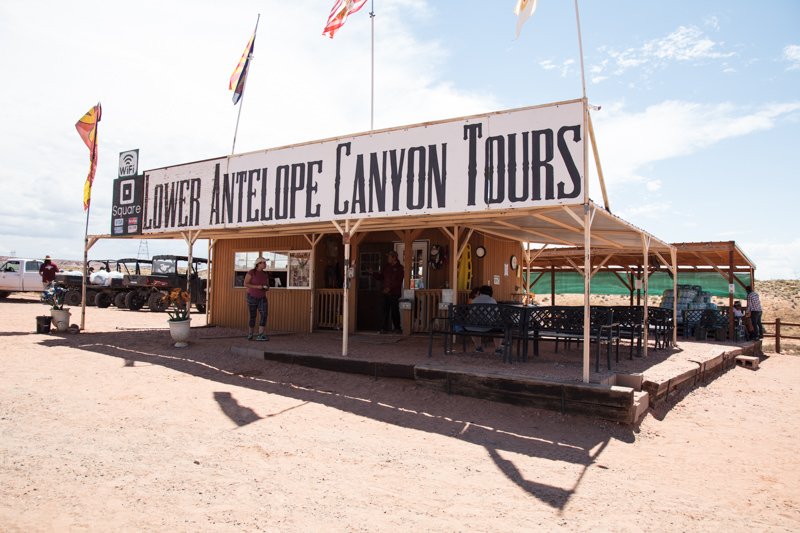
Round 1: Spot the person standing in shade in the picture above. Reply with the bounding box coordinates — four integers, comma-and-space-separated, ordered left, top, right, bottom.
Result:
372, 250, 404, 334
243, 257, 270, 341
746, 285, 763, 341
39, 255, 59, 289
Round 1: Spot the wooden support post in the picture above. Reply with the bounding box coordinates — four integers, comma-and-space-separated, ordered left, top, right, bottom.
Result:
776, 318, 781, 353
582, 204, 591, 383
728, 249, 735, 340
551, 266, 556, 305
629, 270, 634, 306
672, 246, 678, 347
636, 266, 642, 306
641, 235, 650, 358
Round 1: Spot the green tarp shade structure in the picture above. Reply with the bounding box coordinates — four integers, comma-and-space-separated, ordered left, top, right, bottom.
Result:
526, 271, 751, 299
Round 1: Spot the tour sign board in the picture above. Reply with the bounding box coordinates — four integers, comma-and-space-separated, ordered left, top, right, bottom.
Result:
114, 100, 586, 235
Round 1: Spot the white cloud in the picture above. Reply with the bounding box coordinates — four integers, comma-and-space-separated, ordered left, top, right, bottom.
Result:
591, 25, 734, 83
615, 202, 671, 220
0, 0, 501, 261
741, 239, 800, 279
704, 16, 720, 31
539, 59, 556, 70
588, 100, 800, 185
783, 44, 800, 70
539, 58, 574, 77
645, 180, 662, 192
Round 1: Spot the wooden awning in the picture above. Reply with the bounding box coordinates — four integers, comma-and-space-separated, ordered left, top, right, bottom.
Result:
90, 199, 673, 254
524, 240, 754, 272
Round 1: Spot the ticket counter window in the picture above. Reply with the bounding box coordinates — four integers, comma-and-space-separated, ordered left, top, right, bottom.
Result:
233, 250, 310, 289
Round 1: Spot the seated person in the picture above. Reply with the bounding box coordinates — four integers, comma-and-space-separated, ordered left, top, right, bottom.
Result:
732, 301, 744, 318
466, 285, 503, 354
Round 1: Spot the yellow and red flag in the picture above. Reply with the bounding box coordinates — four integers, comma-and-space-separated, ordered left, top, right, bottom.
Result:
75, 103, 102, 211
323, 0, 368, 38
229, 31, 256, 105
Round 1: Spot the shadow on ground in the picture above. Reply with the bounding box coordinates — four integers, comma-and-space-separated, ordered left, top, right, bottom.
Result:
39, 327, 636, 511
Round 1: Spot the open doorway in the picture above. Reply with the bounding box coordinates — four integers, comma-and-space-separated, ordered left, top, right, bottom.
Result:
395, 240, 429, 289
356, 240, 429, 332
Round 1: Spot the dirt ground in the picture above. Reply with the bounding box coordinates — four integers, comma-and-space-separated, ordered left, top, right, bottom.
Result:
1, 294, 799, 532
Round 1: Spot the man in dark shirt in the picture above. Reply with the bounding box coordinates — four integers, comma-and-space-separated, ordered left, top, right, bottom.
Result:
39, 255, 59, 288
373, 250, 404, 334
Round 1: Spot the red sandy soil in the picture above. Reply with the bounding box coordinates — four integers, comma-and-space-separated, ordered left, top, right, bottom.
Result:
1, 294, 799, 531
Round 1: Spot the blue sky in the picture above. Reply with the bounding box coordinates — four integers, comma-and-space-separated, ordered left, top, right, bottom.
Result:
0, 0, 798, 278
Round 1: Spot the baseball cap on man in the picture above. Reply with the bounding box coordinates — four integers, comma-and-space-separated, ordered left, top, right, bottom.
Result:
386, 250, 398, 258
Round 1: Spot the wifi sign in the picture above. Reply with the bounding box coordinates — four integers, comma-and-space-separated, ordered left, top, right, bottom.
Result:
118, 149, 139, 178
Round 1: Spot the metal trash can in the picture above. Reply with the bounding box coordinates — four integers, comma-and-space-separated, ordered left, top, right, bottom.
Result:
36, 315, 52, 334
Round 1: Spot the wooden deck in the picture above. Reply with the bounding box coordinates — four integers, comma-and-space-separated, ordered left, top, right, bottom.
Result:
231, 331, 762, 424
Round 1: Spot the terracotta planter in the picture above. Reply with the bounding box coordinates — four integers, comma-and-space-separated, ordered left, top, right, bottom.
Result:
50, 308, 71, 333
168, 318, 191, 347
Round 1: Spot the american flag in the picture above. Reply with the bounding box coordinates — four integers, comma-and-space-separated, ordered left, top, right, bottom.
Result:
323, 0, 368, 38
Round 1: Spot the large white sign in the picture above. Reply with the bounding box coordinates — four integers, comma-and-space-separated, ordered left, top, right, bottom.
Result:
139, 100, 584, 234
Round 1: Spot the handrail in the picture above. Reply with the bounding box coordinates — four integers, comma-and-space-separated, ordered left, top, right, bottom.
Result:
762, 318, 800, 353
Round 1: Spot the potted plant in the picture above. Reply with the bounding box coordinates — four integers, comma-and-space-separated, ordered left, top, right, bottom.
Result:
42, 285, 71, 332
163, 288, 192, 347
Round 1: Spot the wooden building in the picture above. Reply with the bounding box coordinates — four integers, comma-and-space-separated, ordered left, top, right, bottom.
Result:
93, 98, 677, 382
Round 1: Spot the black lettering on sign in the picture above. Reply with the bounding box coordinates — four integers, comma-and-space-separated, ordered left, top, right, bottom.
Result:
463, 123, 581, 205
369, 152, 386, 213
209, 164, 221, 225
532, 129, 554, 200
485, 135, 505, 204
557, 125, 582, 199
306, 161, 321, 218
351, 154, 366, 214
246, 169, 260, 222
260, 167, 273, 221
389, 148, 404, 212
335, 144, 448, 215
463, 123, 483, 205
334, 143, 350, 215
509, 132, 527, 202
290, 163, 305, 219
143, 174, 152, 229
275, 165, 290, 220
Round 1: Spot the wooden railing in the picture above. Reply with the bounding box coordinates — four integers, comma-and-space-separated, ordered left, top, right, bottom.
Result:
314, 288, 469, 332
316, 289, 343, 330
410, 289, 471, 333
763, 319, 800, 353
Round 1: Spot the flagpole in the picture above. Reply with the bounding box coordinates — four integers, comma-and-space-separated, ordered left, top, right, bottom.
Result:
573, 0, 587, 100
370, 0, 375, 130
231, 14, 260, 156
81, 103, 100, 332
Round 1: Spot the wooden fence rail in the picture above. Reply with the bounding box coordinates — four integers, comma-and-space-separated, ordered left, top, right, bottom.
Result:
762, 319, 800, 353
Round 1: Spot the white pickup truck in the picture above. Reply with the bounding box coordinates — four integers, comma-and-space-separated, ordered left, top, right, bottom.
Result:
0, 258, 45, 298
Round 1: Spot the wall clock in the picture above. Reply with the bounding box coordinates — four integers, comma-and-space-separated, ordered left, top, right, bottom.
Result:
475, 246, 486, 258
510, 255, 518, 271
